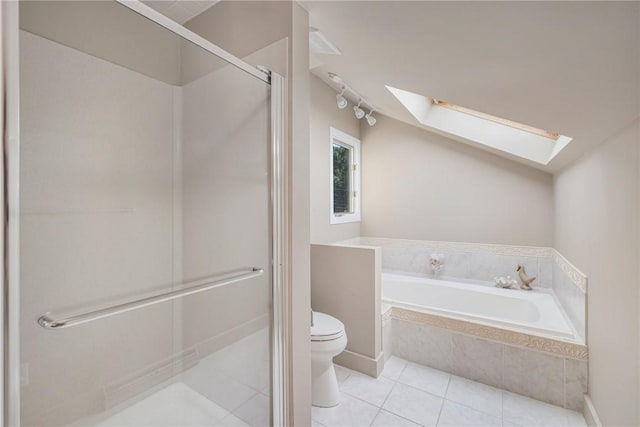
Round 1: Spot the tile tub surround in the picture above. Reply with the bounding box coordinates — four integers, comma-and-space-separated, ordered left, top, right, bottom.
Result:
552, 251, 588, 342
339, 237, 588, 341
389, 315, 588, 411
382, 305, 393, 363
312, 358, 587, 427
339, 237, 555, 287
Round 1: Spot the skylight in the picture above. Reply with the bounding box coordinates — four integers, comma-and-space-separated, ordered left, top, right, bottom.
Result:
387, 86, 572, 166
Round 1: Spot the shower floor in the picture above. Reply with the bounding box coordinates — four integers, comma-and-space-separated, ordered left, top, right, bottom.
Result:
67, 328, 270, 427
94, 382, 248, 426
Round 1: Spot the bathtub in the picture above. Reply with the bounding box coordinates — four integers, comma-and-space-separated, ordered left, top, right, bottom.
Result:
382, 272, 580, 343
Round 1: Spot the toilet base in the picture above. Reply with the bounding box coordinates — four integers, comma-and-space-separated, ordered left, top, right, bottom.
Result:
312, 361, 341, 407
311, 334, 347, 408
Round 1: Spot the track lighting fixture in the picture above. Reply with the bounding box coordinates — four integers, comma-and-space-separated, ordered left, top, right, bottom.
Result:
366, 110, 377, 126
353, 100, 365, 119
336, 88, 348, 109
329, 72, 377, 126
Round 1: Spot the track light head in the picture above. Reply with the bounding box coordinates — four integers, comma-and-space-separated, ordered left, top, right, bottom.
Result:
366, 110, 377, 126
328, 72, 344, 84
336, 88, 348, 109
353, 100, 365, 119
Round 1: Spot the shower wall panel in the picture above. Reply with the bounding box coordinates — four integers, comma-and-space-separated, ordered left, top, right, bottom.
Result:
180, 55, 270, 355
19, 30, 178, 425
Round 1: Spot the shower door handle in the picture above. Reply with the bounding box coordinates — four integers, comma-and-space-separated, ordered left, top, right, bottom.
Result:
37, 267, 264, 330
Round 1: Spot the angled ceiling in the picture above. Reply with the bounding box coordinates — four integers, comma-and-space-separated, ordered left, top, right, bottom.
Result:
303, 1, 640, 173
142, 0, 219, 24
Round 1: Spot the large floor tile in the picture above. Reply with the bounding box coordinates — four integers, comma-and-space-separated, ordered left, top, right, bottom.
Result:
381, 356, 408, 381
503, 392, 587, 427
437, 400, 501, 427
334, 365, 353, 384
312, 393, 379, 427
371, 410, 422, 427
445, 376, 502, 418
398, 362, 451, 397
382, 383, 444, 427
340, 371, 395, 407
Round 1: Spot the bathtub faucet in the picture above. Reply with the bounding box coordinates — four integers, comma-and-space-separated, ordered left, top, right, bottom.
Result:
429, 253, 444, 274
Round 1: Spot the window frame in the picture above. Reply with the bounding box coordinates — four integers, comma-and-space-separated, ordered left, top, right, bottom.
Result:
329, 127, 361, 224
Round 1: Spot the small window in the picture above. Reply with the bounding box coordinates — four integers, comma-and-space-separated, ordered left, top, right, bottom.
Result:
330, 127, 360, 224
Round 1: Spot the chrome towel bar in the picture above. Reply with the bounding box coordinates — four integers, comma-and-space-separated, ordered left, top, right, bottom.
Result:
37, 267, 264, 330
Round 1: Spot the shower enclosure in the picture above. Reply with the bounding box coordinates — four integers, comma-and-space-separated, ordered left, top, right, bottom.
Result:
2, 1, 288, 425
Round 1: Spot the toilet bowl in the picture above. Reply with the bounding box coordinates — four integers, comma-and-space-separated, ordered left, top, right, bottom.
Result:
311, 311, 347, 408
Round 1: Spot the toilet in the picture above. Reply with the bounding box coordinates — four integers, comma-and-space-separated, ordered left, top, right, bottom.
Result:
311, 311, 347, 407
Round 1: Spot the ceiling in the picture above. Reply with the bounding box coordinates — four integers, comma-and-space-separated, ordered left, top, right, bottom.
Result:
302, 1, 640, 173
142, 0, 218, 24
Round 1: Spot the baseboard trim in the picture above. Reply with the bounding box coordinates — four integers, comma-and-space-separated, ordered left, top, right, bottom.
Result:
583, 395, 602, 427
335, 349, 384, 377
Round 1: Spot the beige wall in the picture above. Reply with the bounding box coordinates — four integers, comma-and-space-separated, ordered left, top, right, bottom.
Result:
310, 74, 361, 244
554, 120, 640, 426
311, 244, 381, 375
360, 115, 554, 247
289, 5, 312, 424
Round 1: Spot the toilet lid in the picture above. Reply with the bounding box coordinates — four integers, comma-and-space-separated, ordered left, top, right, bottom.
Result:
311, 312, 345, 341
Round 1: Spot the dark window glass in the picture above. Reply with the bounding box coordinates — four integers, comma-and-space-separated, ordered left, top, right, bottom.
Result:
333, 143, 351, 214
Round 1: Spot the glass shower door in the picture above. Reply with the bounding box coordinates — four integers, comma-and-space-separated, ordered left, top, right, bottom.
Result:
17, 1, 273, 425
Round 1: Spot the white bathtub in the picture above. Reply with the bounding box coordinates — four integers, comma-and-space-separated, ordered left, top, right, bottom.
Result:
382, 272, 580, 343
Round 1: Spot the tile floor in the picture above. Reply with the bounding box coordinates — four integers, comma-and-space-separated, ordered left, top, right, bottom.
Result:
312, 356, 587, 427
69, 339, 587, 427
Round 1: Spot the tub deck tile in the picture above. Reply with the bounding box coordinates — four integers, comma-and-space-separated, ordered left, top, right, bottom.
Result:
390, 307, 588, 361
502, 346, 564, 407
451, 334, 504, 389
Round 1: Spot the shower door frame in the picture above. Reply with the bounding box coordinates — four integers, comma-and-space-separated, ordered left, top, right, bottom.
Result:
0, 1, 290, 425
